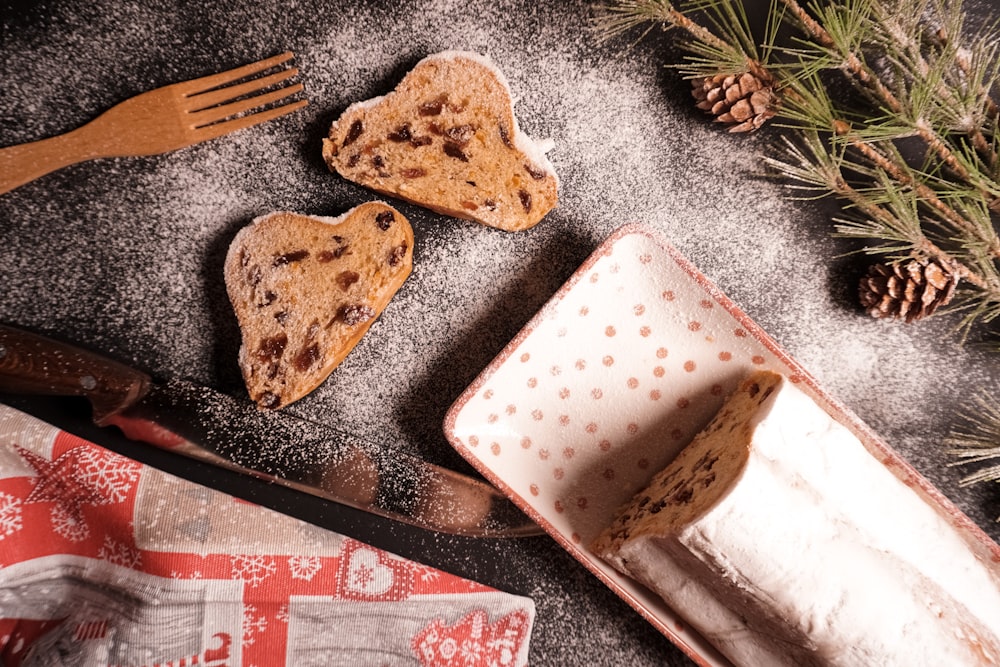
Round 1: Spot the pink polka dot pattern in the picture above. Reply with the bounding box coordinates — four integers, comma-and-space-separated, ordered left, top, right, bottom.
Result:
445, 227, 794, 665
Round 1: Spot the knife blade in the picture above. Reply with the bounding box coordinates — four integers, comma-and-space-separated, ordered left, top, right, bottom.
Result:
0, 323, 541, 538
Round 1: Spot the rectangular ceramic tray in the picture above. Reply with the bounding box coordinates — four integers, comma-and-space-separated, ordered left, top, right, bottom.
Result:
444, 224, 1000, 666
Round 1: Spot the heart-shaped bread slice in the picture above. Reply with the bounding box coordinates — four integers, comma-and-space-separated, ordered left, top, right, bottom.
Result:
322, 51, 559, 232
224, 202, 413, 409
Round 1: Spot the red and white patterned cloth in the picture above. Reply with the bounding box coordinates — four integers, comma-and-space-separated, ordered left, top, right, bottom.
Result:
0, 403, 535, 666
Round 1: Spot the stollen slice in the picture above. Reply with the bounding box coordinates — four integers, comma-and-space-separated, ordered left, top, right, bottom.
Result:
322, 51, 558, 232
224, 202, 413, 409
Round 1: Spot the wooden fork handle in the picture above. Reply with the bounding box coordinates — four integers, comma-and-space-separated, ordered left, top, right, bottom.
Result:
0, 124, 108, 196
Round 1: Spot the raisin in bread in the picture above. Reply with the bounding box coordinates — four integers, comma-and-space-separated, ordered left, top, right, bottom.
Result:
224, 203, 413, 409
321, 51, 558, 232
592, 370, 1000, 666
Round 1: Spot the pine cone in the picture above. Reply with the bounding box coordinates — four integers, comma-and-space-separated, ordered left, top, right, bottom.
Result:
858, 259, 958, 323
691, 71, 778, 133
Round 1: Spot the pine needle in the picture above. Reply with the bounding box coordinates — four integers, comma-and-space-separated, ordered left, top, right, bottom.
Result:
947, 392, 1000, 495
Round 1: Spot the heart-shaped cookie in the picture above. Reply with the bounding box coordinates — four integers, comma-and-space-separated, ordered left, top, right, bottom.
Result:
224, 202, 413, 409
322, 51, 559, 232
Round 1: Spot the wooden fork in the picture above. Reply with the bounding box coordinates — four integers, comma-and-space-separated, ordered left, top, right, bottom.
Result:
0, 51, 308, 195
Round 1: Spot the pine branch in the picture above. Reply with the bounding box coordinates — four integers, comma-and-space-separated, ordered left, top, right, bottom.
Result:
838, 125, 1000, 256
783, 0, 1000, 208
770, 134, 993, 292
946, 393, 1000, 518
593, 0, 734, 54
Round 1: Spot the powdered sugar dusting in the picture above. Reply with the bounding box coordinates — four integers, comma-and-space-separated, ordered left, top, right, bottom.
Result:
2, 0, 999, 664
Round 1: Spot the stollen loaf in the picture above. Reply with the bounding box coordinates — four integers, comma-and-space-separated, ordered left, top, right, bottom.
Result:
322, 51, 558, 232
224, 203, 413, 410
592, 370, 1000, 666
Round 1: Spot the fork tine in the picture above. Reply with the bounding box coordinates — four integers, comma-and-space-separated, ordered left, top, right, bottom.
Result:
186, 68, 299, 111
178, 51, 295, 95
190, 83, 305, 127
191, 98, 309, 141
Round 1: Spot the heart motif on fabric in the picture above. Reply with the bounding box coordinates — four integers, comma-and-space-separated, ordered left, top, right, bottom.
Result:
337, 539, 414, 601
347, 548, 394, 596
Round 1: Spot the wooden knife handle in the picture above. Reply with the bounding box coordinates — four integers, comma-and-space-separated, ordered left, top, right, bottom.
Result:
0, 323, 151, 423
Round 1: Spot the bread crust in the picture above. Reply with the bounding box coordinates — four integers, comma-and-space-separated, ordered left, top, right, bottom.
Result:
224, 202, 413, 409
322, 51, 558, 232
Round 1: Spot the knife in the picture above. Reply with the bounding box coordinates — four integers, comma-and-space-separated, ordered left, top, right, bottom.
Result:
0, 323, 541, 538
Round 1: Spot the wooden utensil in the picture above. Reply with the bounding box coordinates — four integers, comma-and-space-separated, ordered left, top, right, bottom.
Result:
0, 51, 308, 195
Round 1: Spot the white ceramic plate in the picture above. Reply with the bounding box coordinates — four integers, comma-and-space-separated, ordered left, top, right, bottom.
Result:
444, 224, 999, 666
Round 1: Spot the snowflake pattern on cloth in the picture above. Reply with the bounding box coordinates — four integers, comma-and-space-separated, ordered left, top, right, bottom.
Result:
288, 555, 322, 581
0, 404, 536, 667
0, 491, 23, 539
412, 609, 532, 667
